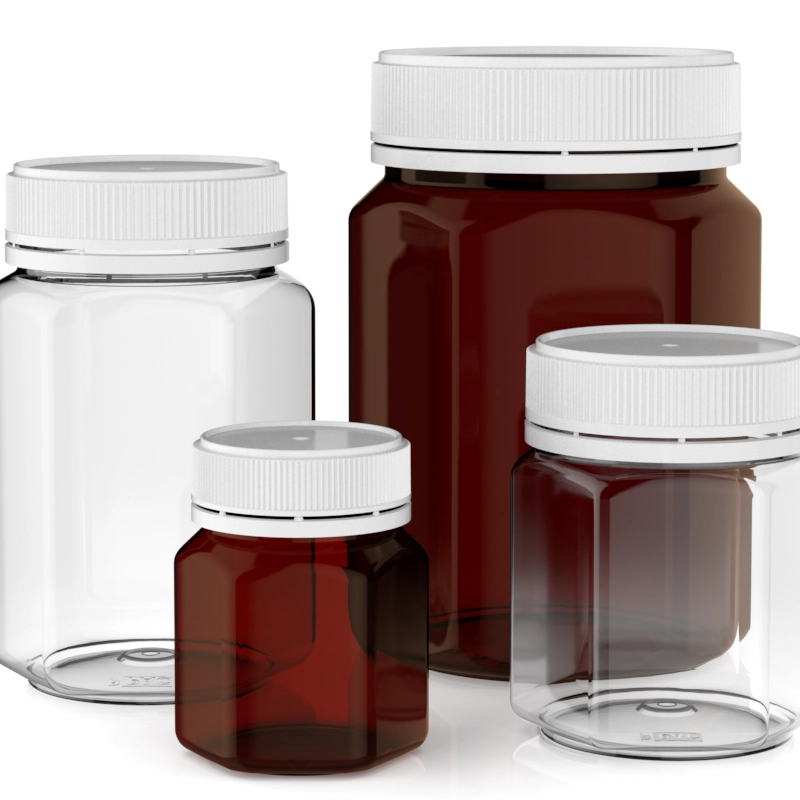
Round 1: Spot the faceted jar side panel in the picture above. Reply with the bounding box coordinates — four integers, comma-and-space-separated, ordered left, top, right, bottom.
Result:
512, 450, 779, 756
175, 528, 428, 774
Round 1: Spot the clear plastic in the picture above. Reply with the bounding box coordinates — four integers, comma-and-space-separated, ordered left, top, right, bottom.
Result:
0, 265, 313, 703
511, 449, 800, 758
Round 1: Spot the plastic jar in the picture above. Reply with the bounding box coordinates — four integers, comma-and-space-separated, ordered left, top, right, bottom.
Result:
350, 47, 761, 680
175, 422, 428, 773
0, 156, 313, 703
511, 324, 800, 758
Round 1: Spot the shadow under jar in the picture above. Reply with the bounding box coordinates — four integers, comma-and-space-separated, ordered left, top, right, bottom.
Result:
511, 324, 800, 759
351, 47, 760, 680
175, 422, 428, 774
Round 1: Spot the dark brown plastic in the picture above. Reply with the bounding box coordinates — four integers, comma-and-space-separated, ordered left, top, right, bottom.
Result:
175, 527, 428, 774
350, 167, 761, 680
511, 449, 754, 682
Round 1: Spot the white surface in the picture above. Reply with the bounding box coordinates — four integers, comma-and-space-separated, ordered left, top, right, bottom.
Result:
193, 421, 411, 517
6, 155, 288, 254
1, 0, 799, 796
372, 47, 740, 172
525, 325, 800, 460
0, 667, 794, 799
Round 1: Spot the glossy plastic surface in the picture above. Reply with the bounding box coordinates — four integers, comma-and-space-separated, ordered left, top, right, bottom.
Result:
0, 268, 314, 702
350, 167, 761, 680
511, 450, 800, 758
175, 527, 429, 774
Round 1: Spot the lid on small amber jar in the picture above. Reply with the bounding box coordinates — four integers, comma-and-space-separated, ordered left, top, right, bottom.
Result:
191, 421, 411, 538
525, 324, 800, 465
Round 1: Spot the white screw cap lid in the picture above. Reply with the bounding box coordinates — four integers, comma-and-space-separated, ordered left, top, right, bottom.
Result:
6, 155, 288, 252
372, 47, 741, 173
193, 421, 411, 518
526, 325, 800, 464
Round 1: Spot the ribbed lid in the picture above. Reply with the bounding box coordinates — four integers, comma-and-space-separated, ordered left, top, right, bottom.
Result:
6, 155, 288, 252
372, 47, 741, 173
193, 422, 411, 518
526, 325, 800, 441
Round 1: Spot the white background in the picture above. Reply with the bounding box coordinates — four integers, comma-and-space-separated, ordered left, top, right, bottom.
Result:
0, 0, 797, 797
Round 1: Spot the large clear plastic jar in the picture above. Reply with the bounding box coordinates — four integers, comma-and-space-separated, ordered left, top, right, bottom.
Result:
0, 156, 313, 703
351, 47, 760, 680
511, 325, 800, 758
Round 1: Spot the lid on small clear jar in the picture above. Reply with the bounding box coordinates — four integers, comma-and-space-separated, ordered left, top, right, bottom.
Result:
525, 324, 800, 464
191, 421, 411, 538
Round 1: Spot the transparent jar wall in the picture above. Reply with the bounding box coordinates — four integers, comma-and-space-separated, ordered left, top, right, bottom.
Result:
0, 267, 313, 703
175, 528, 429, 774
510, 450, 800, 759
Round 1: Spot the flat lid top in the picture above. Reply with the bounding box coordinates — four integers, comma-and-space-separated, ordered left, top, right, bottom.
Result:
378, 47, 734, 69
537, 325, 800, 366
199, 422, 404, 459
12, 155, 279, 182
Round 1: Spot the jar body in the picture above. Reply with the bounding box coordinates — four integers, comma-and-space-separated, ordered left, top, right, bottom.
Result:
350, 167, 761, 680
511, 449, 800, 758
175, 527, 429, 774
0, 266, 313, 702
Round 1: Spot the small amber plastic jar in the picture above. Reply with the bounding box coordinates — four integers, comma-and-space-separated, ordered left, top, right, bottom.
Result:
175, 422, 428, 774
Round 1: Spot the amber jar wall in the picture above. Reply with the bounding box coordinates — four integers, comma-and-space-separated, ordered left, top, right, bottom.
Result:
175, 527, 428, 774
511, 449, 754, 687
349, 167, 761, 680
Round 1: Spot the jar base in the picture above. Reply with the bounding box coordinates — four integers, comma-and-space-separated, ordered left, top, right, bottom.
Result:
35, 639, 175, 704
527, 694, 796, 759
180, 724, 423, 774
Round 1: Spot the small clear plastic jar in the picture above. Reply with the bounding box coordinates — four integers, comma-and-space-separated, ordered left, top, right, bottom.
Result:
511, 325, 800, 758
0, 156, 313, 703
176, 422, 428, 774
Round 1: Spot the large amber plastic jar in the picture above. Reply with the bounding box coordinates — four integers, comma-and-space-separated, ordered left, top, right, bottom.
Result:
350, 48, 761, 680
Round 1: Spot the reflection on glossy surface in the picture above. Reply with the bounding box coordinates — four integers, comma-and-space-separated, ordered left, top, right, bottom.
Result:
5, 667, 799, 797
513, 728, 794, 789
419, 673, 533, 788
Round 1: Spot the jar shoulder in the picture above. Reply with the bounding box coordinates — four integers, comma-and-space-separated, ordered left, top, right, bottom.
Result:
177, 527, 427, 577
351, 175, 760, 226
512, 449, 774, 485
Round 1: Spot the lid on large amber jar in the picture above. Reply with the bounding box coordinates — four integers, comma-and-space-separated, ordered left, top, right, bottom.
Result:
525, 324, 800, 464
371, 47, 741, 175
5, 155, 288, 275
191, 421, 412, 538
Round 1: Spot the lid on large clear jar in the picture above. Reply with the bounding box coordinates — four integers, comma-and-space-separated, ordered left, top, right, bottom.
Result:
5, 155, 288, 275
525, 324, 800, 464
191, 421, 412, 538
371, 47, 741, 175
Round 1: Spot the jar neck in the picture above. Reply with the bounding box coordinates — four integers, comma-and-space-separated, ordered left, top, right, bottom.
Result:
14, 265, 277, 286
5, 240, 288, 279
525, 421, 800, 467
191, 502, 412, 539
385, 166, 727, 191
